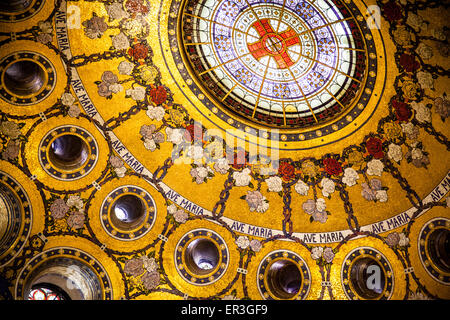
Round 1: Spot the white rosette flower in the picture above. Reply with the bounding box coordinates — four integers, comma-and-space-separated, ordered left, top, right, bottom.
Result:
146, 106, 166, 121
187, 145, 205, 162
406, 13, 426, 32
399, 233, 410, 247
366, 159, 384, 176
213, 158, 230, 175
411, 101, 431, 123
245, 190, 269, 213
416, 43, 433, 60
387, 143, 403, 163
294, 180, 309, 196
105, 2, 129, 20
265, 176, 283, 193
259, 166, 277, 176
114, 166, 127, 178
401, 122, 419, 141
316, 198, 327, 212
165, 127, 184, 145
112, 32, 130, 50
109, 83, 123, 94
142, 256, 158, 273
167, 203, 177, 215
233, 168, 252, 187
416, 71, 434, 90
375, 190, 388, 203
127, 86, 147, 101
235, 236, 250, 249
61, 92, 76, 106
320, 177, 335, 197
311, 247, 324, 260
342, 167, 359, 187
118, 60, 135, 75
144, 138, 157, 151
66, 195, 83, 209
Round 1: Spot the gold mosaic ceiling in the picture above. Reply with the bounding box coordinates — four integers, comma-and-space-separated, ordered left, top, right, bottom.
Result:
0, 0, 449, 301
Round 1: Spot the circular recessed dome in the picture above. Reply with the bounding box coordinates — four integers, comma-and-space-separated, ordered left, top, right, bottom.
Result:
180, 0, 367, 128
23, 257, 103, 300
3, 60, 46, 97
184, 238, 220, 275
349, 256, 386, 300
426, 228, 450, 274
266, 259, 302, 299
110, 194, 147, 230
0, 0, 32, 13
48, 134, 89, 171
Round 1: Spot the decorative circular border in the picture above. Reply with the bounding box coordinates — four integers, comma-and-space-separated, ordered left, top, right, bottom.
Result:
0, 0, 45, 22
341, 246, 394, 300
165, 0, 380, 143
14, 247, 113, 300
257, 249, 311, 300
38, 125, 99, 181
418, 217, 450, 285
174, 228, 229, 285
179, 0, 367, 129
100, 185, 157, 241
0, 51, 56, 106
0, 171, 32, 267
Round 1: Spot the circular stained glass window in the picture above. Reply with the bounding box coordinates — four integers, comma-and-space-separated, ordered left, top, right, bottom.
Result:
180, 0, 367, 128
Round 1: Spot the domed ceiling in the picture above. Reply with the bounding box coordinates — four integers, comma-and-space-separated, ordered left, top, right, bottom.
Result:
0, 0, 449, 301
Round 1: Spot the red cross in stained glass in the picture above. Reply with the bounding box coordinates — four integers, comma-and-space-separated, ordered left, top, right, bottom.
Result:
247, 19, 300, 69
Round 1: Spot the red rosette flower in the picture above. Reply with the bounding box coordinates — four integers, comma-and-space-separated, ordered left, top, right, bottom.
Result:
383, 2, 403, 22
230, 149, 247, 170
184, 124, 203, 142
150, 86, 167, 105
323, 158, 342, 176
125, 0, 149, 15
128, 43, 148, 61
399, 53, 420, 73
392, 100, 412, 122
278, 161, 296, 182
366, 137, 384, 159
